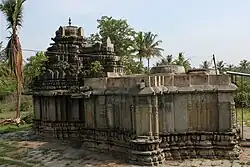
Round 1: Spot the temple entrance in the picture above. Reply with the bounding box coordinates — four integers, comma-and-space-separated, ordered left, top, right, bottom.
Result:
227, 71, 250, 141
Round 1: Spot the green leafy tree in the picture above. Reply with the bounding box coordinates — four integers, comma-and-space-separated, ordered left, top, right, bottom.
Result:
85, 34, 101, 44
0, 61, 12, 77
23, 52, 48, 85
239, 59, 249, 72
124, 59, 146, 75
0, 0, 26, 119
226, 64, 235, 71
0, 61, 15, 93
88, 16, 136, 57
90, 60, 103, 77
173, 52, 191, 71
87, 16, 145, 74
234, 79, 250, 107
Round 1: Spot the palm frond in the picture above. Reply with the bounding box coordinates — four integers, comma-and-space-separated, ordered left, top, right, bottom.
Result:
5, 36, 15, 71
0, 0, 25, 30
14, 0, 25, 27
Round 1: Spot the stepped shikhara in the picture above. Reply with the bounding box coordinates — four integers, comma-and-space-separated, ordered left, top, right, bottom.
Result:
28, 19, 240, 166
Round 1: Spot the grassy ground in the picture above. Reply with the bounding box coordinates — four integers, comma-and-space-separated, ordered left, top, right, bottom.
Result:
236, 108, 250, 127
0, 110, 32, 120
0, 140, 34, 167
0, 95, 33, 119
0, 95, 33, 135
0, 124, 32, 134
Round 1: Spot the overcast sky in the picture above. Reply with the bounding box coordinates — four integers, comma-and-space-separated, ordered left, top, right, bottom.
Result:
1, 0, 250, 67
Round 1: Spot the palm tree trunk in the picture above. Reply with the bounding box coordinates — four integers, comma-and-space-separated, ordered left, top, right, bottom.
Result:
147, 58, 150, 74
16, 78, 21, 118
13, 36, 23, 120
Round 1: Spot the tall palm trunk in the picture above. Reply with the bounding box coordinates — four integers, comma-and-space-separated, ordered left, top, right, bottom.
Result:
12, 34, 23, 119
16, 76, 21, 118
147, 58, 150, 74
138, 50, 142, 63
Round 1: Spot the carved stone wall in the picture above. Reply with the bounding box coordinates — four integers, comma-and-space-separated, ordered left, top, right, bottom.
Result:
31, 73, 240, 166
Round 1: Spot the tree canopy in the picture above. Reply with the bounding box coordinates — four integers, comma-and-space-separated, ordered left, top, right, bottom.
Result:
155, 52, 191, 72
87, 16, 148, 74
88, 16, 136, 58
1, 13, 250, 113
23, 52, 47, 85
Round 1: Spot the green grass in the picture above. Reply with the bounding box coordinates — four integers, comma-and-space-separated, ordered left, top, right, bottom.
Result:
0, 110, 32, 120
0, 124, 32, 134
0, 142, 18, 157
0, 141, 35, 167
0, 95, 33, 119
0, 96, 33, 134
236, 108, 250, 127
0, 157, 33, 167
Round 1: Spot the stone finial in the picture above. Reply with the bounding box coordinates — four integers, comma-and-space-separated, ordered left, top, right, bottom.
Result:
106, 37, 114, 52
69, 17, 72, 26
106, 37, 112, 46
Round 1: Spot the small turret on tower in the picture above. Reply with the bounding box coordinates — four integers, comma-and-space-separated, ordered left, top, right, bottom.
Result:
68, 17, 72, 26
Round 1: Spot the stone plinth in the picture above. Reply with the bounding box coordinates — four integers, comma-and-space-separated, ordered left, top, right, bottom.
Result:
129, 136, 164, 166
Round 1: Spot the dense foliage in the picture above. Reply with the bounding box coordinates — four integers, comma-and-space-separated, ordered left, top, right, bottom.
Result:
23, 52, 47, 85
87, 16, 164, 75
0, 13, 249, 119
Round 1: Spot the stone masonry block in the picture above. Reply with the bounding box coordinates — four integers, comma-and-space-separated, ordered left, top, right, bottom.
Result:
174, 74, 190, 87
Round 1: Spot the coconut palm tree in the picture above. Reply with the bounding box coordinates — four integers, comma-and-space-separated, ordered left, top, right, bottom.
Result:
0, 0, 26, 120
173, 52, 191, 71
200, 60, 211, 69
143, 32, 164, 72
156, 54, 173, 66
133, 31, 145, 63
166, 55, 173, 64
226, 64, 235, 71
216, 61, 226, 73
239, 59, 249, 72
133, 32, 163, 71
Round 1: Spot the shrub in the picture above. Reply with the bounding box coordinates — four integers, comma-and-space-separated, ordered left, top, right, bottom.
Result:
21, 112, 34, 124
20, 100, 32, 112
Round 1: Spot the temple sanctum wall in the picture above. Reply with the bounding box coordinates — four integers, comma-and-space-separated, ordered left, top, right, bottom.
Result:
29, 20, 240, 166
31, 73, 239, 166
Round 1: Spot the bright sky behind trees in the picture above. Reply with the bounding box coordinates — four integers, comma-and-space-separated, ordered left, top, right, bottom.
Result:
1, 0, 250, 67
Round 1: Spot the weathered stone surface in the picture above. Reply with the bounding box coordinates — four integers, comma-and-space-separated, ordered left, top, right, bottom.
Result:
26, 20, 241, 166
150, 65, 185, 74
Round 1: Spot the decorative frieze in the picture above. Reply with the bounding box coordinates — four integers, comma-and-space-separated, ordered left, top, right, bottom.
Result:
159, 132, 239, 160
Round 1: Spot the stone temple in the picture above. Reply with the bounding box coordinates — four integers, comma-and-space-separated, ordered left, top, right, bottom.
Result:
29, 20, 240, 166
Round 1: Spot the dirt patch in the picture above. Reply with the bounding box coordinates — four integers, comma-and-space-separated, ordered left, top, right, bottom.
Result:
1, 131, 250, 167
